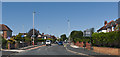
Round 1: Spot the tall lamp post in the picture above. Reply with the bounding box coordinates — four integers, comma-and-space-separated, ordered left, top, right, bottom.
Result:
67, 19, 70, 43
32, 11, 35, 46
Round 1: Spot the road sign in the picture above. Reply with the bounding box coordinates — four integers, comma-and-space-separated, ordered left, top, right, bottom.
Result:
32, 35, 36, 38
83, 28, 94, 37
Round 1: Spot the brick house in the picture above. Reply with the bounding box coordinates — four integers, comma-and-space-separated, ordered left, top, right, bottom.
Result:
97, 18, 120, 33
0, 24, 12, 39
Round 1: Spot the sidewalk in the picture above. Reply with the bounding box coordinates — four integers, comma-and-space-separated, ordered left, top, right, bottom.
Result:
66, 44, 106, 55
1, 45, 41, 53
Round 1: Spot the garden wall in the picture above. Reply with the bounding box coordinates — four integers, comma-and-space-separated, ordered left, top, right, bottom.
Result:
93, 46, 120, 55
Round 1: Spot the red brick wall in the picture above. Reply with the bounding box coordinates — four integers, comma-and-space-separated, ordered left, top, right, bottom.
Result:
93, 46, 120, 55
86, 42, 91, 50
74, 41, 83, 47
74, 42, 91, 49
3, 31, 7, 39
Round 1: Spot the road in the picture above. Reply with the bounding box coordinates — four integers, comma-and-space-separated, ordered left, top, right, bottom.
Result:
2, 44, 119, 57
13, 44, 78, 55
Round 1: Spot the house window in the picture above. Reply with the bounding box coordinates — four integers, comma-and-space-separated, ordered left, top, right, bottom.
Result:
107, 28, 111, 32
112, 27, 114, 31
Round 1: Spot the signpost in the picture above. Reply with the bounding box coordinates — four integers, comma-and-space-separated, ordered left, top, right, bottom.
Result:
32, 35, 36, 46
83, 28, 94, 50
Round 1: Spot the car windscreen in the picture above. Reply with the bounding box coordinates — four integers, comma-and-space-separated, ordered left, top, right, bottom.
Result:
46, 41, 50, 42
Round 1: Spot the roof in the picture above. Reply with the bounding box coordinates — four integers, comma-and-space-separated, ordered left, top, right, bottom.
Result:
97, 26, 107, 32
97, 20, 116, 32
115, 18, 120, 24
0, 24, 12, 32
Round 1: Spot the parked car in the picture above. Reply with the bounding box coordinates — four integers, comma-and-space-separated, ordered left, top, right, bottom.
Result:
58, 41, 63, 45
45, 40, 51, 46
54, 40, 59, 44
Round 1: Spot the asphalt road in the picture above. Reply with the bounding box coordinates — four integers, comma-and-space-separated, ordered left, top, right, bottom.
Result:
13, 44, 78, 55
2, 44, 119, 57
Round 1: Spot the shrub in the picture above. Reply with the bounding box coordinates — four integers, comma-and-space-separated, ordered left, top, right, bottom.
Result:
92, 31, 120, 48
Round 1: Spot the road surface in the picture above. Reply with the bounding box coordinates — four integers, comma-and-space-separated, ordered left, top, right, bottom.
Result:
13, 44, 77, 55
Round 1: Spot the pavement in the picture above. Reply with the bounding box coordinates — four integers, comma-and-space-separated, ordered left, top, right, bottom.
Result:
1, 45, 45, 55
65, 44, 106, 55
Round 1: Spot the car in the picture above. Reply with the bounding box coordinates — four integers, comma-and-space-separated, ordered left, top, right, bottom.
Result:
45, 40, 51, 46
58, 41, 63, 45
54, 41, 59, 44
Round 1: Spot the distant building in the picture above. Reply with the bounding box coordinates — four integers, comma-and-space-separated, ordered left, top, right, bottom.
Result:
97, 18, 120, 33
0, 24, 12, 39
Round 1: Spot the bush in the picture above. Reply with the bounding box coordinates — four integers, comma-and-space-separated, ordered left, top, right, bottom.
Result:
73, 37, 91, 43
92, 31, 120, 48
2, 38, 7, 44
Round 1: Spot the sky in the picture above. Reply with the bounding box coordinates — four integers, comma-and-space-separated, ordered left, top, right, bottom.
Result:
2, 2, 118, 37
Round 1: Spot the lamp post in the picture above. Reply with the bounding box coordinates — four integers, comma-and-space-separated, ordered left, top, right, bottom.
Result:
67, 19, 70, 43
33, 11, 35, 46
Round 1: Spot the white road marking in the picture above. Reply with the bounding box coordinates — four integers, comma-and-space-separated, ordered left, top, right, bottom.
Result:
3, 50, 25, 53
65, 45, 95, 57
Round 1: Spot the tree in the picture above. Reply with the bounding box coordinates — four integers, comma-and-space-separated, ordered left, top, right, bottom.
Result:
70, 30, 83, 42
27, 29, 40, 38
60, 34, 67, 41
15, 33, 23, 41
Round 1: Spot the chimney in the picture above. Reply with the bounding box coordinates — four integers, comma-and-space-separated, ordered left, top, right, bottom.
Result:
104, 21, 107, 26
42, 33, 44, 35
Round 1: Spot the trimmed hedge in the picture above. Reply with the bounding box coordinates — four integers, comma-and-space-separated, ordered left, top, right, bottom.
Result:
92, 31, 120, 48
73, 37, 91, 43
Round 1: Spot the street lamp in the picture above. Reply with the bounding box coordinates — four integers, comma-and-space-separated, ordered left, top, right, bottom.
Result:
67, 18, 71, 43
32, 11, 35, 46
32, 11, 40, 46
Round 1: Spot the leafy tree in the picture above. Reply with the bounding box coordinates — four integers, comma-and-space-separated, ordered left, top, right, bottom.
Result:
15, 33, 23, 41
27, 29, 40, 38
70, 30, 83, 42
60, 34, 67, 41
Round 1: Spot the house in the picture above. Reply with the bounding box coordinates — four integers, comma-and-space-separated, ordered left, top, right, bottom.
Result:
97, 18, 120, 33
0, 24, 12, 39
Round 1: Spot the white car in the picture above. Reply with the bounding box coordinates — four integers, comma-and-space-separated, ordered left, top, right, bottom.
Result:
46, 40, 51, 46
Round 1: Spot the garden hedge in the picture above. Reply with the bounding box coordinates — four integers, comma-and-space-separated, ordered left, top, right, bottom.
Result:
92, 31, 120, 48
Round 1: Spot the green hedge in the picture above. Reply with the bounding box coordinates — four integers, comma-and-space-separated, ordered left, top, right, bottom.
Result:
92, 31, 120, 48
73, 37, 91, 43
